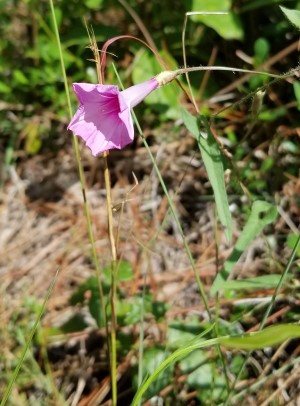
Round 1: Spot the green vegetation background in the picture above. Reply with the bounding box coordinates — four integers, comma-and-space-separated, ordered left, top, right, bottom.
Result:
1, 0, 299, 164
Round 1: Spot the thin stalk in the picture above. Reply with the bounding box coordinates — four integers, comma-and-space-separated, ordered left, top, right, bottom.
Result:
103, 152, 118, 406
181, 11, 228, 110
224, 235, 300, 405
137, 277, 147, 406
48, 0, 106, 328
182, 13, 199, 113
175, 65, 283, 78
136, 123, 211, 316
87, 28, 119, 405
113, 65, 211, 316
113, 64, 233, 397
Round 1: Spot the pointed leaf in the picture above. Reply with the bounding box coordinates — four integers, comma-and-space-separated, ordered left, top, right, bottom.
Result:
132, 324, 300, 405
280, 6, 300, 30
182, 110, 233, 241
211, 200, 277, 294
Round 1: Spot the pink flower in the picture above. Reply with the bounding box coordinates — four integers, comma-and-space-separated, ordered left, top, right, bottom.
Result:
68, 78, 159, 156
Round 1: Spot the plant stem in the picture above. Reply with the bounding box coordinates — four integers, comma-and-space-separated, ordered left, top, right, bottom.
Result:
175, 65, 283, 78
103, 152, 118, 406
49, 0, 107, 356
87, 29, 119, 405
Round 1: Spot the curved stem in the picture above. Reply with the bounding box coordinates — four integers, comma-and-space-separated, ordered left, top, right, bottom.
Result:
175, 65, 283, 78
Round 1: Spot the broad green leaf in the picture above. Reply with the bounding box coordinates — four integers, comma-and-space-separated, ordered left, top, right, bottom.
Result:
211, 200, 277, 294
182, 110, 232, 241
191, 0, 244, 40
280, 6, 300, 30
132, 324, 300, 405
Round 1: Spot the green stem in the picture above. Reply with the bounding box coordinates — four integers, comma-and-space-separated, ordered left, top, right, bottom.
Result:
103, 153, 118, 406
48, 0, 106, 327
112, 64, 233, 399
86, 28, 119, 405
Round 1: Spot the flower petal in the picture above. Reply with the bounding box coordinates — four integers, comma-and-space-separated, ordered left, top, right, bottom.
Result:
119, 78, 159, 110
73, 83, 119, 104
68, 78, 160, 156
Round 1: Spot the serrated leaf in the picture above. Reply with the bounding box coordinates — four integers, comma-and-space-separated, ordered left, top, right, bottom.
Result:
211, 200, 278, 294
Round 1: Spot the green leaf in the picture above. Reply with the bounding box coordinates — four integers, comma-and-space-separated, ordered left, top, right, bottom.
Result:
139, 347, 173, 399
167, 318, 207, 348
191, 0, 244, 40
132, 324, 300, 405
181, 107, 199, 137
258, 106, 287, 122
0, 81, 12, 93
254, 37, 270, 65
188, 112, 232, 242
222, 274, 290, 290
287, 234, 300, 258
13, 69, 29, 85
211, 200, 278, 294
293, 80, 300, 110
70, 277, 109, 327
86, 0, 104, 9
280, 6, 300, 30
219, 324, 300, 349
103, 261, 133, 282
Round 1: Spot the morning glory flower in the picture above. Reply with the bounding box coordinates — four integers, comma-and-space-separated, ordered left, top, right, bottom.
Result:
68, 78, 160, 156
